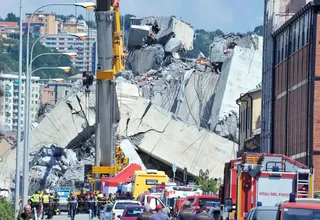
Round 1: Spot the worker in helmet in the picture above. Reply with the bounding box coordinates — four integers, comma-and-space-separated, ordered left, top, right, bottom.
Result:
41, 191, 50, 219
30, 191, 41, 216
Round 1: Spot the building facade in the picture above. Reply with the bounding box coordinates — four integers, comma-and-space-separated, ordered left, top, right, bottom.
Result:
40, 82, 73, 105
23, 11, 59, 36
261, 0, 312, 153
41, 30, 96, 72
62, 17, 87, 34
237, 88, 262, 152
271, 1, 320, 190
0, 73, 40, 131
0, 21, 19, 39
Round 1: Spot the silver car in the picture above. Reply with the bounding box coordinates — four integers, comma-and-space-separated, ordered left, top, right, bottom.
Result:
246, 206, 278, 220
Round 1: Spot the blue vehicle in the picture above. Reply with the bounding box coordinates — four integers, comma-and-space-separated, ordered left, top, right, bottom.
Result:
55, 188, 72, 211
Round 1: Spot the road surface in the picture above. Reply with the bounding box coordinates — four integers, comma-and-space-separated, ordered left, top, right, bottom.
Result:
53, 214, 94, 219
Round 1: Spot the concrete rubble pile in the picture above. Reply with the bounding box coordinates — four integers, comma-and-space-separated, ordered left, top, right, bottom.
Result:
124, 27, 263, 142
28, 135, 95, 193
126, 16, 194, 75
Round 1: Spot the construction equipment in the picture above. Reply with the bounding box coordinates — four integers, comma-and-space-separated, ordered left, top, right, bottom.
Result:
88, 0, 128, 192
219, 153, 314, 220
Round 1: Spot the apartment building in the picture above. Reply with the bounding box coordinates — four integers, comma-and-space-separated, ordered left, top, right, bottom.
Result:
41, 30, 97, 72
23, 11, 59, 36
0, 73, 40, 131
261, 0, 312, 153
237, 88, 261, 152
0, 21, 19, 39
63, 17, 86, 34
40, 82, 73, 105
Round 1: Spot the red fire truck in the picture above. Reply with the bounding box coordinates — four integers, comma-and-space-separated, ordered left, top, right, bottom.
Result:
219, 153, 314, 220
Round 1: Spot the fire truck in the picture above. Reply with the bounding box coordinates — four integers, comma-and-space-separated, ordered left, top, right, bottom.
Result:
219, 153, 314, 220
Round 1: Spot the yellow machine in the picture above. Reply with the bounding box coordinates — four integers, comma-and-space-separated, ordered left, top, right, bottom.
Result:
132, 170, 169, 199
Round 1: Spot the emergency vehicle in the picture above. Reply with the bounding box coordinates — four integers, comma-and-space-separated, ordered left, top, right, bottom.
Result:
161, 186, 202, 207
219, 153, 314, 220
275, 194, 320, 220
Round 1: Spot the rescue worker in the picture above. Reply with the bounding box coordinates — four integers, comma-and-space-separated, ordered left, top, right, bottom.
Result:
69, 194, 78, 220
150, 205, 170, 220
41, 191, 50, 219
195, 206, 213, 220
53, 191, 60, 215
29, 191, 41, 216
67, 191, 74, 217
176, 201, 195, 220
46, 198, 55, 220
19, 204, 35, 220
96, 191, 104, 219
137, 203, 152, 220
88, 194, 95, 220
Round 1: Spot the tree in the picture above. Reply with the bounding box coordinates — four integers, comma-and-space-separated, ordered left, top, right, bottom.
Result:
5, 13, 19, 22
196, 169, 221, 193
0, 197, 14, 220
77, 15, 84, 20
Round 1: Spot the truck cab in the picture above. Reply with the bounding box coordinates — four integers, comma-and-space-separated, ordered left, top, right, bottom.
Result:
220, 153, 314, 220
276, 195, 320, 220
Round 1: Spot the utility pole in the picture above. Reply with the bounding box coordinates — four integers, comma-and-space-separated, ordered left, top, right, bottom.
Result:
15, 0, 23, 215
95, 0, 116, 169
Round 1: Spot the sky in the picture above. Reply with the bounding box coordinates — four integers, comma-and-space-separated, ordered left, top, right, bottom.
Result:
0, 0, 264, 33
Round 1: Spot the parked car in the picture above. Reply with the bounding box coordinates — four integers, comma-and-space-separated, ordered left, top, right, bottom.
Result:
108, 199, 141, 220
246, 206, 278, 220
119, 205, 144, 220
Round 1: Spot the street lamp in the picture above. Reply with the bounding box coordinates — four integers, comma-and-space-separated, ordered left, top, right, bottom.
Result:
22, 2, 95, 206
31, 52, 77, 64
31, 66, 71, 74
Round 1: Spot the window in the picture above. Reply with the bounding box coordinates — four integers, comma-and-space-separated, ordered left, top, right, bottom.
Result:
306, 11, 310, 44
292, 22, 296, 52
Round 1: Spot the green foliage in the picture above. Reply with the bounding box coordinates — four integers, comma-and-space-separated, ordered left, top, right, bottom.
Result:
0, 197, 15, 220
185, 29, 224, 58
0, 35, 76, 78
0, 13, 20, 22
196, 171, 221, 193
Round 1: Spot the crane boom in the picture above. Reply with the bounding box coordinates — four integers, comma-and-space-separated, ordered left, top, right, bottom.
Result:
89, 0, 128, 188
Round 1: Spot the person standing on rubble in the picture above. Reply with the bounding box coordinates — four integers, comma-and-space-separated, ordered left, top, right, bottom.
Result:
176, 201, 195, 220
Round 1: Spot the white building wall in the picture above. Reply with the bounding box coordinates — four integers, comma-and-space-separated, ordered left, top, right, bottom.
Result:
0, 73, 40, 131
41, 29, 96, 72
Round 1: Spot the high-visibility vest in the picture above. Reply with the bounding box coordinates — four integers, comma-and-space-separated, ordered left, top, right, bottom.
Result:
33, 194, 40, 203
43, 195, 50, 203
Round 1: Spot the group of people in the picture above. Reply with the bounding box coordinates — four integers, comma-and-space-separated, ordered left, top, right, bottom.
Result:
18, 190, 60, 220
138, 201, 215, 220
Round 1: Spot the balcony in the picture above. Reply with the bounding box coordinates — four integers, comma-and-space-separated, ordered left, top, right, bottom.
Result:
13, 108, 18, 113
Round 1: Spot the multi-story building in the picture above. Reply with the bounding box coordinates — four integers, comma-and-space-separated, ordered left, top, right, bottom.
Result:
0, 73, 40, 131
0, 21, 19, 39
269, 1, 320, 190
23, 11, 59, 36
41, 30, 96, 72
261, 0, 312, 153
236, 88, 261, 152
40, 82, 73, 105
62, 17, 86, 34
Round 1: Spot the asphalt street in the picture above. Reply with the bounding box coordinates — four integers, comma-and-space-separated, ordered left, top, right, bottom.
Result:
52, 213, 98, 219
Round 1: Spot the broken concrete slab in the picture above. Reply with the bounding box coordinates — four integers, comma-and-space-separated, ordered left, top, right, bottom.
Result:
126, 44, 165, 75
210, 46, 262, 130
209, 35, 262, 63
119, 97, 236, 179
140, 16, 194, 51
127, 25, 151, 48
165, 38, 181, 53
